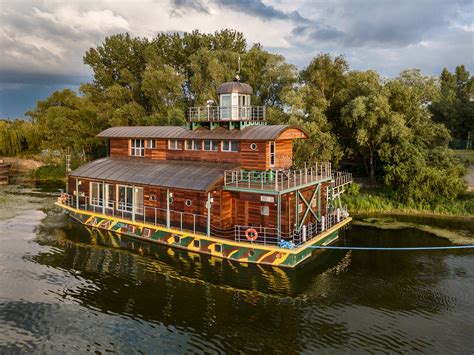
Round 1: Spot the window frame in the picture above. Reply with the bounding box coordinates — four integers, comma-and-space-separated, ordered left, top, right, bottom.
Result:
203, 140, 218, 151
269, 141, 276, 167
221, 140, 239, 152
130, 139, 145, 157
168, 139, 182, 150
145, 139, 156, 149
90, 181, 103, 207
185, 139, 200, 151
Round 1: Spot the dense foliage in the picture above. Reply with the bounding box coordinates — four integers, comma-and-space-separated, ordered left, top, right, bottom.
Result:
2, 29, 472, 206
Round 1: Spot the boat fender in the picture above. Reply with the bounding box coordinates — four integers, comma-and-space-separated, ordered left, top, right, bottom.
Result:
245, 228, 258, 241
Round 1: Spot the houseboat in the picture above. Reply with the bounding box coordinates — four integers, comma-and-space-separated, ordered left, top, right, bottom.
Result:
56, 76, 352, 268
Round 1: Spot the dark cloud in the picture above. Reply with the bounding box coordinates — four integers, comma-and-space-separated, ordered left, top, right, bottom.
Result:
169, 0, 210, 16
214, 0, 310, 23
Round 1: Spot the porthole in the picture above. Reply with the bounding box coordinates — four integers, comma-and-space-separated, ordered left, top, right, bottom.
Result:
250, 143, 258, 151
215, 244, 222, 253
193, 240, 200, 248
249, 249, 255, 257
149, 194, 157, 202
174, 235, 180, 244
185, 199, 192, 207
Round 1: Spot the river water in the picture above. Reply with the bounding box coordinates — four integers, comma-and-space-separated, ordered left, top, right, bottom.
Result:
0, 184, 473, 353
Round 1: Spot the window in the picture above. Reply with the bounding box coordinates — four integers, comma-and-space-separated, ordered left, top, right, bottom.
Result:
117, 185, 133, 212
185, 139, 200, 151
90, 182, 103, 207
193, 240, 200, 248
261, 206, 270, 216
204, 140, 218, 151
168, 139, 182, 150
174, 235, 181, 244
185, 199, 192, 207
269, 141, 275, 167
215, 244, 222, 253
105, 184, 114, 209
146, 139, 155, 149
250, 143, 258, 151
131, 139, 144, 157
222, 140, 238, 152
220, 94, 232, 120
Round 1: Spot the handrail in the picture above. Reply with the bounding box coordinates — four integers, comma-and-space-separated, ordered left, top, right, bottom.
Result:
188, 105, 266, 122
224, 163, 332, 192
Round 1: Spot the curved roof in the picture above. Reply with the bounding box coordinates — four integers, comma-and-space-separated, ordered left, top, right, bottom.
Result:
217, 81, 253, 95
97, 125, 308, 141
70, 157, 236, 191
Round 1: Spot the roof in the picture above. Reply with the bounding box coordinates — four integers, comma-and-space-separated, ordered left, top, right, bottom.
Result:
70, 158, 236, 191
97, 125, 307, 141
217, 81, 253, 95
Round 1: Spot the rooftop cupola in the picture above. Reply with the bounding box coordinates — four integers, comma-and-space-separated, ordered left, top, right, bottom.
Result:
187, 60, 266, 129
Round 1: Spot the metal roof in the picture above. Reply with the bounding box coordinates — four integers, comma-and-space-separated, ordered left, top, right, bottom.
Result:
97, 125, 307, 140
217, 81, 253, 95
70, 157, 236, 191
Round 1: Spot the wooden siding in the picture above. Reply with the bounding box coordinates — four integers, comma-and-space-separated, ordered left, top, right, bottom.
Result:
240, 141, 268, 170
274, 139, 293, 169
109, 139, 129, 157
277, 128, 307, 140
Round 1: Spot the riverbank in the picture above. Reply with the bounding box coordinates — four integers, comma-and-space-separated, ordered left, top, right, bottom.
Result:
343, 185, 474, 217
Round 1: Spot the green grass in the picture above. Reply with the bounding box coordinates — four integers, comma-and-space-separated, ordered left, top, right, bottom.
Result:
343, 184, 474, 217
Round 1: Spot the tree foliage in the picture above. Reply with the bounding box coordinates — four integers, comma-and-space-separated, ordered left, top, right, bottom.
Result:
14, 31, 471, 204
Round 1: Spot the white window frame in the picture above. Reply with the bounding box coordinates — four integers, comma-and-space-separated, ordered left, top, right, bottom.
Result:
185, 139, 200, 151
105, 183, 114, 209
221, 140, 238, 152
168, 139, 182, 150
269, 141, 276, 167
203, 140, 218, 151
145, 139, 155, 149
117, 184, 133, 212
131, 139, 145, 157
90, 181, 103, 207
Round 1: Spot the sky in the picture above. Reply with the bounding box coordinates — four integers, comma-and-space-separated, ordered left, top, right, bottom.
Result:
0, 0, 472, 118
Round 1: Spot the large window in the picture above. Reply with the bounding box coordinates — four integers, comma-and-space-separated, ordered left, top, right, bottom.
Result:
222, 140, 238, 152
90, 182, 103, 207
145, 139, 155, 149
220, 94, 232, 120
185, 139, 200, 151
168, 139, 182, 150
131, 139, 145, 157
204, 140, 218, 151
117, 185, 143, 215
269, 141, 275, 167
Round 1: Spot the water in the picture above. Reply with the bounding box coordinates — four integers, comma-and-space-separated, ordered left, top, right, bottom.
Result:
1, 185, 473, 353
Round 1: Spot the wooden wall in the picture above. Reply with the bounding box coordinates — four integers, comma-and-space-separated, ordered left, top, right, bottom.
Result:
109, 139, 129, 157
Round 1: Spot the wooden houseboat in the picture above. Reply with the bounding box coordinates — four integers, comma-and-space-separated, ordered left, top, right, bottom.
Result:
56, 77, 352, 268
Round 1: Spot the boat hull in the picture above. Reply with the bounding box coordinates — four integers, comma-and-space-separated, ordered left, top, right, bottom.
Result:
56, 202, 351, 268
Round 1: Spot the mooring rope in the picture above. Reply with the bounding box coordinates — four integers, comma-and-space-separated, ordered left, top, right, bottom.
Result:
305, 245, 474, 251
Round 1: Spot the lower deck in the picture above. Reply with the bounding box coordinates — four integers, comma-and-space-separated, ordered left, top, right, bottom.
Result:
56, 200, 352, 268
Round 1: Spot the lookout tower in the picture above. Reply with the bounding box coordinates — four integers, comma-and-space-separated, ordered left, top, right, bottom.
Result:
187, 75, 266, 130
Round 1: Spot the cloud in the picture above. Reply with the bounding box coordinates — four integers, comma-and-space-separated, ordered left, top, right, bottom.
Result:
0, 0, 472, 118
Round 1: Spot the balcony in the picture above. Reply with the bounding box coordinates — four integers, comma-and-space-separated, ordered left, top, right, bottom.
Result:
188, 105, 266, 122
223, 163, 336, 192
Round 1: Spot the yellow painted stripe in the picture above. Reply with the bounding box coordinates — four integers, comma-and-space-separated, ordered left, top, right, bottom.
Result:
227, 249, 240, 259
55, 202, 352, 263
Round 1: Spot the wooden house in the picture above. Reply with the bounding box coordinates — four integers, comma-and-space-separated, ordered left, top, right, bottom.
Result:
58, 77, 352, 268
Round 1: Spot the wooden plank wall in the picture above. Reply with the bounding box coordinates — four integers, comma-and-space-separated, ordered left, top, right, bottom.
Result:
275, 139, 293, 169
109, 139, 129, 157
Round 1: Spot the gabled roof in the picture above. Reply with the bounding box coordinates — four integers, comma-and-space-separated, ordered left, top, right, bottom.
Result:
97, 125, 307, 141
70, 157, 236, 191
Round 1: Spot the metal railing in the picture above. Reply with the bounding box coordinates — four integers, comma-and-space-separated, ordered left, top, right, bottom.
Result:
224, 163, 332, 192
235, 207, 350, 248
333, 172, 353, 188
188, 105, 266, 122
58, 194, 207, 235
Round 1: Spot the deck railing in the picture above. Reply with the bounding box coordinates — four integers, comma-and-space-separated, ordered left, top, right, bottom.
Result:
58, 194, 207, 235
188, 105, 266, 122
224, 163, 332, 192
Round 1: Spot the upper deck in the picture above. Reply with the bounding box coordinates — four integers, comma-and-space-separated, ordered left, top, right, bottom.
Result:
187, 105, 266, 122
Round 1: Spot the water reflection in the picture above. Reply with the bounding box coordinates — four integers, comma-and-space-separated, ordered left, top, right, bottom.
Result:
1, 190, 474, 353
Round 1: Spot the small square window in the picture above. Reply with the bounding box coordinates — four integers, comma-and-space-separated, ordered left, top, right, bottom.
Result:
185, 140, 200, 150
169, 139, 182, 150
174, 235, 181, 244
261, 206, 270, 216
146, 139, 156, 149
193, 240, 200, 248
215, 244, 222, 253
204, 140, 218, 151
222, 140, 238, 152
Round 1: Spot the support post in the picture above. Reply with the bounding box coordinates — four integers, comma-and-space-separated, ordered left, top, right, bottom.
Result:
206, 192, 211, 237
317, 183, 321, 220
75, 178, 79, 209
277, 193, 281, 243
295, 189, 300, 230
166, 188, 170, 229
102, 181, 106, 215
132, 185, 136, 222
